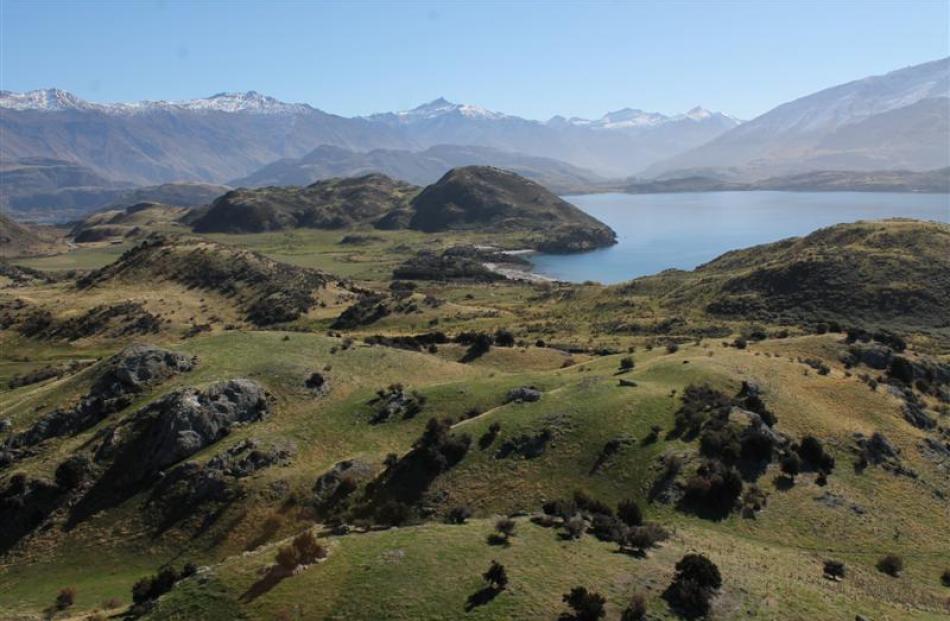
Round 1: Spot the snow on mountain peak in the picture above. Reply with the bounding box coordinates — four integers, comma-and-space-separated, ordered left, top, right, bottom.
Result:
395, 98, 508, 121
0, 88, 93, 111
0, 89, 314, 115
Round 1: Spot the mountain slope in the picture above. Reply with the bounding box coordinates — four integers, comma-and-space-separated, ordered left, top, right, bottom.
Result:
646, 57, 950, 178
190, 174, 418, 233
230, 144, 604, 193
0, 212, 67, 257
627, 219, 950, 330
0, 91, 412, 186
369, 99, 740, 177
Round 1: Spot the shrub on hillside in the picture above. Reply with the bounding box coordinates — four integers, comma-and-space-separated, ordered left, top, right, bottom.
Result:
495, 517, 517, 541
941, 568, 950, 587
780, 452, 802, 480
619, 356, 635, 372
561, 586, 607, 620
620, 593, 647, 621
663, 554, 722, 619
823, 560, 846, 580
617, 499, 643, 527
681, 460, 743, 517
483, 560, 508, 590
55, 587, 76, 610
446, 505, 472, 524
376, 500, 412, 526
877, 554, 904, 577
494, 329, 515, 347
275, 531, 326, 571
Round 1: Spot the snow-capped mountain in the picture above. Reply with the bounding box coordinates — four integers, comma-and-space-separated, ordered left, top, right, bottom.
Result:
645, 56, 950, 178
0, 88, 314, 115
380, 97, 510, 122
557, 106, 740, 130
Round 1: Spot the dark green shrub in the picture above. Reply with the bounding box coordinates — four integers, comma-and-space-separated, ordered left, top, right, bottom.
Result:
483, 560, 508, 590
617, 499, 643, 527
620, 593, 647, 621
663, 554, 721, 619
562, 586, 606, 620
55, 586, 76, 610
877, 554, 903, 577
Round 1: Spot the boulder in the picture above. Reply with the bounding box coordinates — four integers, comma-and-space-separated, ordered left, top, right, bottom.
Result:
10, 344, 195, 449
506, 386, 542, 403
102, 379, 269, 489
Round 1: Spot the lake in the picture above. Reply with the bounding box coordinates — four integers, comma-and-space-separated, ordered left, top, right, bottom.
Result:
530, 191, 950, 284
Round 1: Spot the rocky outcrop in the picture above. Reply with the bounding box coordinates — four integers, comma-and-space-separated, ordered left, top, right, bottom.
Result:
6, 344, 195, 451
148, 438, 294, 528
96, 379, 269, 490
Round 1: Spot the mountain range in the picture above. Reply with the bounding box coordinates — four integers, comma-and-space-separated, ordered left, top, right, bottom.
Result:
646, 57, 950, 178
1, 57, 947, 222
0, 89, 738, 185
229, 144, 604, 193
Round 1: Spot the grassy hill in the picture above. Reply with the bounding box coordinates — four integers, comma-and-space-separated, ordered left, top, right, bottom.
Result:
0, 218, 947, 620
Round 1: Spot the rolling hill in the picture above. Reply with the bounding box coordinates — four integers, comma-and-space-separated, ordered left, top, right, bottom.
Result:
230, 144, 604, 194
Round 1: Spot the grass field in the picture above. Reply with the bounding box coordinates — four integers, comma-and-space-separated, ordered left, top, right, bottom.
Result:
1, 222, 948, 620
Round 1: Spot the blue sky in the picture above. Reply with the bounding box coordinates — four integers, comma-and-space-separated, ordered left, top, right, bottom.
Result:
2, 0, 948, 120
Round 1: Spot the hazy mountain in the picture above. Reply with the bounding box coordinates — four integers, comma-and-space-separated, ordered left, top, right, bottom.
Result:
645, 57, 950, 178
0, 157, 228, 222
368, 99, 740, 176
623, 167, 950, 193
0, 90, 411, 185
230, 144, 604, 194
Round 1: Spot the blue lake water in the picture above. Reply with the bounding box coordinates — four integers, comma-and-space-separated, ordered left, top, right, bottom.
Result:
530, 192, 950, 284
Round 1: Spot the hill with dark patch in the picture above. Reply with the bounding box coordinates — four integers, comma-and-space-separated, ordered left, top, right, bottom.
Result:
409, 166, 617, 251
629, 219, 950, 330
70, 202, 189, 243
189, 174, 418, 233
77, 234, 337, 326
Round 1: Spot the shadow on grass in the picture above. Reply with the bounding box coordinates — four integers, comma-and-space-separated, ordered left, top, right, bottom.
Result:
239, 565, 292, 603
486, 534, 510, 547
772, 475, 795, 491
465, 586, 501, 611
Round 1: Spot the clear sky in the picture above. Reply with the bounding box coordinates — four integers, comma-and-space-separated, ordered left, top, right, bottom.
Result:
2, 0, 948, 120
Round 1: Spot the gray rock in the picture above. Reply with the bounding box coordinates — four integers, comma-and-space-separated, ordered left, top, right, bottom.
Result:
314, 459, 374, 503
104, 379, 269, 488
9, 344, 195, 449
505, 386, 542, 403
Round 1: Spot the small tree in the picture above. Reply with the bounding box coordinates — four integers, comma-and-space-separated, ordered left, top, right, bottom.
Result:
823, 560, 846, 580
55, 586, 76, 610
292, 530, 327, 564
495, 517, 516, 541
619, 357, 635, 372
483, 560, 508, 591
877, 554, 904, 577
447, 505, 472, 524
620, 592, 647, 621
617, 499, 643, 527
664, 554, 721, 619
562, 586, 606, 620
780, 453, 801, 480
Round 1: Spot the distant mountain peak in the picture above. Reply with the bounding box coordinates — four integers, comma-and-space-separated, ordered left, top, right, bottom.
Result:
0, 88, 315, 115
557, 106, 738, 130
391, 98, 509, 121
